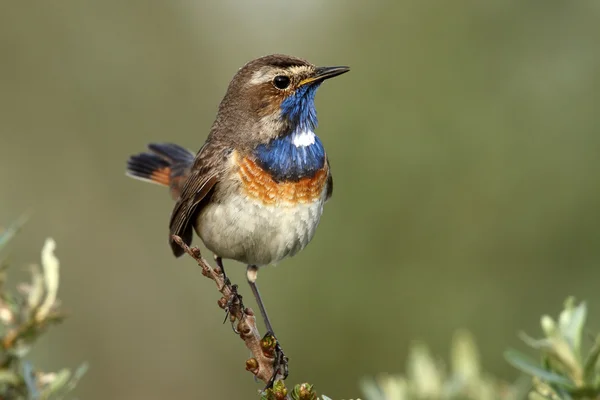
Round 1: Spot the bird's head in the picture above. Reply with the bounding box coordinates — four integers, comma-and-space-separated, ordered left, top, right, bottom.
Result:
213, 54, 349, 147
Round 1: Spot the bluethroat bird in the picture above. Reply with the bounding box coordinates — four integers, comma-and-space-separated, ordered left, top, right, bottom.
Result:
125, 54, 349, 372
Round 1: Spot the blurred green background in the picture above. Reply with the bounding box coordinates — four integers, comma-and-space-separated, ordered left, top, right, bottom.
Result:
1, 1, 600, 398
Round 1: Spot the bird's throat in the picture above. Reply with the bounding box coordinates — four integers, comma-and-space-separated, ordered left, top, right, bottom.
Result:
253, 127, 325, 182
253, 82, 326, 182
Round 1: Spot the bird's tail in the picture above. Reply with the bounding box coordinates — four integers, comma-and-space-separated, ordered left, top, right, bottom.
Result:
126, 143, 195, 200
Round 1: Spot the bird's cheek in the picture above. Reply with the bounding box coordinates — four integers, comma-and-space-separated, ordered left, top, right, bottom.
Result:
258, 114, 286, 139
254, 96, 282, 118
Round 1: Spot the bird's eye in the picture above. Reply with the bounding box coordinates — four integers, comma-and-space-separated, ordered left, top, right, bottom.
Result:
273, 75, 291, 90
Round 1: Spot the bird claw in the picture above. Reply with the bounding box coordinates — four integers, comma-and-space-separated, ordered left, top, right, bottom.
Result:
215, 257, 246, 332
263, 331, 289, 389
223, 284, 245, 332
274, 341, 289, 380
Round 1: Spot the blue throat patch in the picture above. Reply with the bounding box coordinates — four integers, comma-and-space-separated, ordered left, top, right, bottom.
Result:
254, 83, 326, 182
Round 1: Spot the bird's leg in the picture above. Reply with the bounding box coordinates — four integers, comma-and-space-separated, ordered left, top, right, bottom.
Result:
246, 265, 274, 333
215, 255, 244, 329
246, 265, 289, 385
214, 256, 229, 284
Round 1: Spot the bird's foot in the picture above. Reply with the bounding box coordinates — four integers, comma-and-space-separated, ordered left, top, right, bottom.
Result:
261, 331, 289, 389
222, 284, 245, 332
215, 256, 245, 331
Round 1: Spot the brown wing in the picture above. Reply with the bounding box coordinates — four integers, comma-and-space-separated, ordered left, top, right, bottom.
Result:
168, 143, 224, 257
325, 155, 333, 201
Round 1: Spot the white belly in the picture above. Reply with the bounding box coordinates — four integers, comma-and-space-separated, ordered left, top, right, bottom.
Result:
195, 192, 326, 266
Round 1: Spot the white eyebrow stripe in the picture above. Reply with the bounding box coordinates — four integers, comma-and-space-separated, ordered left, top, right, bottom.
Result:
247, 65, 314, 86
287, 65, 313, 76
248, 67, 280, 85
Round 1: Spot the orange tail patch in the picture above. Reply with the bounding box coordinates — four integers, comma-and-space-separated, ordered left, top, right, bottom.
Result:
148, 167, 170, 186
126, 153, 172, 187
126, 143, 195, 195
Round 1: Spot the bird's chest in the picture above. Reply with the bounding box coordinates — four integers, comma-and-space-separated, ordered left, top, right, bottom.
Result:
195, 148, 329, 266
253, 130, 326, 182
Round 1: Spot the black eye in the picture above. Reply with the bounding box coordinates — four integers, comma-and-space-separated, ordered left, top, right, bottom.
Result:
273, 75, 291, 90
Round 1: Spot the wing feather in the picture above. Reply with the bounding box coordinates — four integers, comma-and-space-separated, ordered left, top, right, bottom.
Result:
325, 155, 333, 201
167, 142, 225, 257
168, 171, 219, 257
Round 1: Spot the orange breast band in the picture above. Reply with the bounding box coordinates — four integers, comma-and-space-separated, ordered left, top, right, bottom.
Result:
238, 156, 327, 205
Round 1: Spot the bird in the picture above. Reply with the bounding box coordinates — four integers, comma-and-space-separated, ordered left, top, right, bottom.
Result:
125, 54, 349, 376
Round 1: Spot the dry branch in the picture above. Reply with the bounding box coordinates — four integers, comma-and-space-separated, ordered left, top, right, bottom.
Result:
171, 235, 281, 387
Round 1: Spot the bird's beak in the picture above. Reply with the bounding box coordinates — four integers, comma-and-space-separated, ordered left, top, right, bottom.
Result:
299, 66, 350, 86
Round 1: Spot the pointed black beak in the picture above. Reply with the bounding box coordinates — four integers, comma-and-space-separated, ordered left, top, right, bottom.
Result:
299, 66, 350, 86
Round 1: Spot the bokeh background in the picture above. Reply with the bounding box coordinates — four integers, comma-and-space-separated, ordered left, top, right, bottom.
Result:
1, 1, 600, 398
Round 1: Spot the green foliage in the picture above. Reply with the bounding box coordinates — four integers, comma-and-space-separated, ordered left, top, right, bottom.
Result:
261, 381, 335, 400
5, 219, 600, 400
360, 330, 526, 400
0, 220, 87, 399
0, 214, 29, 258
359, 298, 600, 400
506, 297, 600, 399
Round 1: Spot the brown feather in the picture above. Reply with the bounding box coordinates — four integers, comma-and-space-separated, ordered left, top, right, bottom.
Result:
167, 139, 228, 257
325, 155, 333, 202
142, 55, 343, 258
168, 170, 219, 256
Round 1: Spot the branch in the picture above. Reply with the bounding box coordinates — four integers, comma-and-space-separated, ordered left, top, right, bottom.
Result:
170, 235, 278, 386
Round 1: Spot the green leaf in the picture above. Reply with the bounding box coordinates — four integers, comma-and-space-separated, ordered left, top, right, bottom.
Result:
64, 363, 88, 396
39, 368, 71, 399
359, 378, 385, 400
0, 214, 30, 252
583, 334, 600, 383
71, 362, 88, 383
562, 301, 586, 360
22, 361, 39, 399
27, 265, 45, 311
519, 332, 554, 351
504, 349, 574, 389
555, 387, 574, 400
568, 385, 600, 398
0, 369, 20, 385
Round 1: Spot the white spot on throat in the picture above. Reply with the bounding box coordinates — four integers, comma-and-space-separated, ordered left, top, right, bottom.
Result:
291, 129, 316, 147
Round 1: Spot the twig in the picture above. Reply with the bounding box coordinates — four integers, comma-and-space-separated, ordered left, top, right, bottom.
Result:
171, 235, 278, 386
